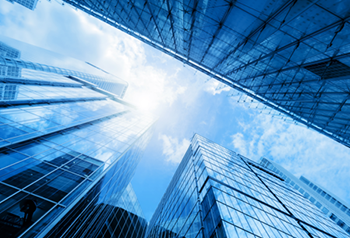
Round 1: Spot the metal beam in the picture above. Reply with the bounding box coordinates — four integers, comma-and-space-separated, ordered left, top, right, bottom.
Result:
234, 52, 350, 84
165, 0, 178, 52
199, 1, 236, 64
213, 0, 297, 69
186, 0, 199, 60
226, 15, 350, 76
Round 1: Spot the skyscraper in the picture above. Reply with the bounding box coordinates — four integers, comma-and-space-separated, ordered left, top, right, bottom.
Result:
146, 134, 349, 238
5, 0, 39, 10
259, 157, 350, 235
0, 35, 128, 99
0, 36, 155, 238
0, 42, 22, 78
61, 0, 350, 148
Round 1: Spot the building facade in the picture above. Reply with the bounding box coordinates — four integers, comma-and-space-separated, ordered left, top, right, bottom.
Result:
259, 157, 350, 235
0, 42, 22, 78
0, 35, 128, 99
61, 0, 350, 148
146, 134, 349, 238
5, 0, 38, 10
0, 37, 154, 238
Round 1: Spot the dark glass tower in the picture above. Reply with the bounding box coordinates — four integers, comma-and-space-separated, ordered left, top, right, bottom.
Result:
146, 134, 349, 238
0, 37, 154, 238
61, 0, 350, 147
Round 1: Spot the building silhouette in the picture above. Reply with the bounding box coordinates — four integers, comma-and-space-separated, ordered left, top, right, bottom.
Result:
62, 0, 350, 148
146, 134, 350, 238
0, 37, 154, 237
260, 157, 350, 235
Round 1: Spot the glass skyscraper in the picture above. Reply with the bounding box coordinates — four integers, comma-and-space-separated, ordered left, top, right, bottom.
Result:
60, 0, 350, 148
0, 35, 128, 99
260, 157, 350, 235
146, 134, 349, 238
5, 0, 39, 10
0, 36, 154, 238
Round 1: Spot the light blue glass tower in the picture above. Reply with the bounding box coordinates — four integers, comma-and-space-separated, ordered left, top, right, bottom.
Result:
0, 37, 154, 238
259, 157, 350, 235
0, 35, 128, 99
61, 0, 350, 148
146, 134, 350, 238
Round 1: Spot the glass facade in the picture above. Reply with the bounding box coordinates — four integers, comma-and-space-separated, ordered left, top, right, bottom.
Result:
0, 35, 128, 98
5, 0, 38, 10
260, 158, 350, 235
90, 183, 148, 238
146, 134, 350, 238
0, 37, 155, 238
61, 0, 350, 147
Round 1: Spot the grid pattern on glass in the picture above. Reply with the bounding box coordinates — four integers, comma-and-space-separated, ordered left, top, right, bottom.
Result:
0, 56, 127, 98
63, 0, 350, 147
146, 147, 203, 238
39, 128, 153, 238
0, 99, 126, 148
116, 183, 146, 218
147, 134, 350, 238
301, 176, 350, 218
0, 109, 155, 238
260, 158, 350, 235
20, 69, 82, 84
0, 83, 105, 102
93, 184, 148, 238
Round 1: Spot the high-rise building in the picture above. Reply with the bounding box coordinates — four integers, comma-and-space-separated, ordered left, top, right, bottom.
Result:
146, 134, 349, 238
259, 157, 350, 235
5, 0, 39, 10
61, 0, 350, 148
89, 183, 148, 238
0, 37, 155, 238
0, 35, 128, 99
0, 42, 22, 78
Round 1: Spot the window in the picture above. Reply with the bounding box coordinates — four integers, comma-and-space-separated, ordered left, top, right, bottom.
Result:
337, 220, 345, 228
313, 185, 318, 191
330, 198, 336, 204
335, 202, 342, 208
316, 188, 322, 194
346, 227, 350, 234
300, 176, 310, 185
322, 207, 329, 214
330, 214, 337, 221
309, 197, 316, 203
321, 191, 326, 197
325, 194, 331, 200
304, 192, 310, 199
315, 202, 322, 208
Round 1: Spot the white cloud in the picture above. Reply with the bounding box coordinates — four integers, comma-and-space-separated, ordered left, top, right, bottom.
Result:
204, 80, 230, 95
231, 133, 248, 156
159, 134, 190, 164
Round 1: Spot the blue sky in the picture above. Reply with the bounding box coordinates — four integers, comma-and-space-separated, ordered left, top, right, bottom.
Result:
1, 0, 350, 221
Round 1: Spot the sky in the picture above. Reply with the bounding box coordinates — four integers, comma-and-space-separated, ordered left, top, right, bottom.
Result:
1, 0, 350, 221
